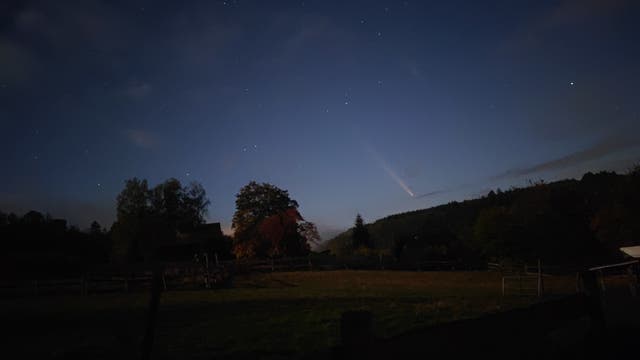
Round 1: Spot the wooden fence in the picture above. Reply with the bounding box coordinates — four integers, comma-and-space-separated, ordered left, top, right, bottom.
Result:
231, 256, 313, 273
334, 270, 606, 359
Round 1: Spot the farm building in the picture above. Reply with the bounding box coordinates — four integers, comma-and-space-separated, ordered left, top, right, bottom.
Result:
155, 223, 228, 262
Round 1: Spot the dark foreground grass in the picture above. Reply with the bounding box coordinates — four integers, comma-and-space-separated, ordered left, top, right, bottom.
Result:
1, 271, 576, 359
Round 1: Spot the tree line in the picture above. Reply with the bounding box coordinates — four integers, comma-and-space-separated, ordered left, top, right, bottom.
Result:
3, 165, 639, 278
328, 166, 640, 267
0, 211, 109, 278
1, 178, 320, 278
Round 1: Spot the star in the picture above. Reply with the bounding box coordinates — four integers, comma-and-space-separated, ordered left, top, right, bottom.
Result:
569, 81, 575, 86
377, 31, 382, 37
360, 19, 366, 24
186, 172, 191, 177
377, 80, 383, 86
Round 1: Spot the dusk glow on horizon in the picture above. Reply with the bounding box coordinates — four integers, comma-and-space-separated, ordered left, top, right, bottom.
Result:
2, 0, 640, 237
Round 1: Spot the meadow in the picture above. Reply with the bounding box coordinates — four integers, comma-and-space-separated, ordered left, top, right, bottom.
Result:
1, 270, 577, 359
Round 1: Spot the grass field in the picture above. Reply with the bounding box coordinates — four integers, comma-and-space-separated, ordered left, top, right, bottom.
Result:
1, 270, 577, 359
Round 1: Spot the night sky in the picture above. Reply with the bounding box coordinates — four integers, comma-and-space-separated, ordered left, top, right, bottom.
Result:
1, 0, 639, 237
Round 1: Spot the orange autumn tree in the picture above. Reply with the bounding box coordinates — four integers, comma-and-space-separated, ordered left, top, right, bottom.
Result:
259, 208, 309, 257
232, 181, 313, 259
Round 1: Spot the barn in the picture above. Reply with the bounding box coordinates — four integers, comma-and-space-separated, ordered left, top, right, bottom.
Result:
155, 223, 228, 262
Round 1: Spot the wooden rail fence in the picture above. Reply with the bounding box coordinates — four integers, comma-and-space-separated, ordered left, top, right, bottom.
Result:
334, 271, 605, 359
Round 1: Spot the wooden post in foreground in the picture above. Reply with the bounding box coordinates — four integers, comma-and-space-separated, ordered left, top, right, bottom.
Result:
581, 271, 606, 335
141, 265, 164, 360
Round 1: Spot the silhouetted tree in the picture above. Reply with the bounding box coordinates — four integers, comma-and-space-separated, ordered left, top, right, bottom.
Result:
111, 178, 150, 263
111, 177, 210, 263
0, 210, 112, 278
352, 214, 370, 249
473, 206, 518, 260
90, 220, 104, 235
22, 210, 45, 226
232, 181, 310, 258
116, 178, 150, 220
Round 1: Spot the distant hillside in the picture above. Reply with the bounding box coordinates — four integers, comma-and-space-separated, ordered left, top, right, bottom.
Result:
327, 168, 640, 266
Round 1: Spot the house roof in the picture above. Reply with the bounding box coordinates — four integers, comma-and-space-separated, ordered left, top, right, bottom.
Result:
620, 246, 640, 258
176, 222, 223, 244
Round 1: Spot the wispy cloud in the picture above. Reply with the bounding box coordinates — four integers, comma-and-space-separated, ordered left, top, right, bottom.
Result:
494, 134, 640, 180
123, 80, 152, 99
412, 190, 448, 199
502, 0, 632, 56
537, 0, 630, 29
124, 129, 157, 149
0, 38, 34, 86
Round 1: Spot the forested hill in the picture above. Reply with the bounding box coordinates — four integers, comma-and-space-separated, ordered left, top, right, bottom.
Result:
327, 168, 640, 266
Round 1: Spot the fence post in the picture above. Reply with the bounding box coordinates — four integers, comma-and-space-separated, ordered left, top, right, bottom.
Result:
519, 275, 522, 295
204, 253, 210, 289
598, 269, 606, 293
581, 271, 606, 335
576, 272, 582, 293
537, 259, 542, 297
630, 263, 640, 297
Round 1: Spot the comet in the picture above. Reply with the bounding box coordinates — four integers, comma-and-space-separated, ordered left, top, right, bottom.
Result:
379, 159, 415, 197
363, 142, 415, 197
